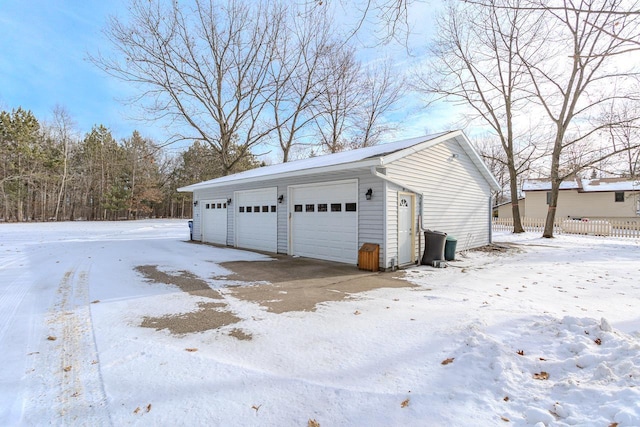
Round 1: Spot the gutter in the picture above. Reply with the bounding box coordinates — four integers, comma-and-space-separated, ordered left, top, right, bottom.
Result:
178, 158, 383, 192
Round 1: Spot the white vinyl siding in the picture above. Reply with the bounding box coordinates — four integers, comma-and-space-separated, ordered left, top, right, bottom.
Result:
385, 138, 493, 262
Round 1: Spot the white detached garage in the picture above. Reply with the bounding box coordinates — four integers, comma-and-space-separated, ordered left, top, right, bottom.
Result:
179, 130, 500, 270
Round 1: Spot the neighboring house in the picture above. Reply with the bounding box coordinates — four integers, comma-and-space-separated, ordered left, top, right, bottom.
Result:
522, 177, 640, 219
178, 130, 501, 270
494, 198, 526, 218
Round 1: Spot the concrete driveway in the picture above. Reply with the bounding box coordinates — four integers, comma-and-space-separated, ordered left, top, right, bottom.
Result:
219, 255, 413, 313
137, 253, 413, 337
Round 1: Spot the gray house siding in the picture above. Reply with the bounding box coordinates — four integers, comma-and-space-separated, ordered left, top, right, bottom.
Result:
385, 138, 493, 253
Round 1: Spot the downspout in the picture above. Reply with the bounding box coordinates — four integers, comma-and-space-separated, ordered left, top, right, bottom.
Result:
489, 193, 494, 244
370, 167, 425, 265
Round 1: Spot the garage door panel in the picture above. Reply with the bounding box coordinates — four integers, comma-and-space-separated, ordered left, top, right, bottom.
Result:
202, 199, 227, 245
290, 181, 358, 264
235, 188, 277, 253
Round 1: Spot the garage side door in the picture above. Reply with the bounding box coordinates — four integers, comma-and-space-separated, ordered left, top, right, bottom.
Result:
235, 187, 278, 253
290, 180, 358, 264
202, 199, 227, 245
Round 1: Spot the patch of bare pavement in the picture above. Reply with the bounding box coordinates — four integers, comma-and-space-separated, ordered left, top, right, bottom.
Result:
220, 256, 410, 314
135, 266, 242, 337
134, 256, 411, 339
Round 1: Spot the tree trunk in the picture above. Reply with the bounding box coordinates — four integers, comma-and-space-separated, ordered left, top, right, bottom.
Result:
54, 138, 68, 221
508, 164, 524, 233
543, 135, 563, 238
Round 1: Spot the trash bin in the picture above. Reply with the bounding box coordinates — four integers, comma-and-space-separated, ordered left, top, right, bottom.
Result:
188, 220, 193, 240
445, 235, 457, 261
421, 230, 447, 265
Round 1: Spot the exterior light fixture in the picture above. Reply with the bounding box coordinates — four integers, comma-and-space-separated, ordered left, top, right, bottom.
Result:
193, 200, 198, 207
365, 188, 373, 200
278, 194, 284, 204
227, 198, 232, 205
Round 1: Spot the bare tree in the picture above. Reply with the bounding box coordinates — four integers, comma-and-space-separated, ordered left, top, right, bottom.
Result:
311, 48, 404, 153
307, 0, 416, 46
350, 59, 405, 148
473, 135, 511, 204
313, 45, 363, 153
418, 0, 545, 232
49, 106, 76, 221
268, 5, 333, 162
517, 0, 640, 237
91, 0, 287, 175
600, 99, 640, 177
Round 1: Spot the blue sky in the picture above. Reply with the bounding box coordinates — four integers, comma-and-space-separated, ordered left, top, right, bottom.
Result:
0, 0, 454, 153
0, 0, 166, 141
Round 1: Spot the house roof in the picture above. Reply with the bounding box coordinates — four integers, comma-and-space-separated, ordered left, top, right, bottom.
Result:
494, 198, 525, 208
522, 178, 581, 191
178, 130, 501, 192
523, 177, 640, 193
581, 177, 640, 192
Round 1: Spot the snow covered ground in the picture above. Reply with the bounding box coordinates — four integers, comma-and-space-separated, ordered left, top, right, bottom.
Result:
1, 219, 639, 426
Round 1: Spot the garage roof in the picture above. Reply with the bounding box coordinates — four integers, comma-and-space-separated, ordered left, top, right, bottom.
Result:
178, 130, 500, 192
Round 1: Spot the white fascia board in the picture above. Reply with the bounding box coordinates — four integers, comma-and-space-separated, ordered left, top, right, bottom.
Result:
177, 158, 383, 192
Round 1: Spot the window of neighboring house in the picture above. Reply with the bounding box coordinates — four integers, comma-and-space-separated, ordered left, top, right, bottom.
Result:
615, 192, 624, 202
546, 192, 552, 205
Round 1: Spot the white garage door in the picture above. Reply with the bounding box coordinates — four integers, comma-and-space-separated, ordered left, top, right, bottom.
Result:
290, 180, 358, 264
235, 187, 278, 252
202, 199, 227, 245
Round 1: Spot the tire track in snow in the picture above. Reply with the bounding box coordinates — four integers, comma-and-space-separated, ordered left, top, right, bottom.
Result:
44, 264, 112, 426
0, 255, 31, 343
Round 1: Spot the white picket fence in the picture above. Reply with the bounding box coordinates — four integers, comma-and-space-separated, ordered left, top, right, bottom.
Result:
492, 217, 640, 238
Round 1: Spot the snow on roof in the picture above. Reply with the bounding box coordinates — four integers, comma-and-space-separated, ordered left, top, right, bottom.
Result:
523, 177, 640, 193
522, 179, 580, 191
179, 131, 452, 191
580, 177, 640, 192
